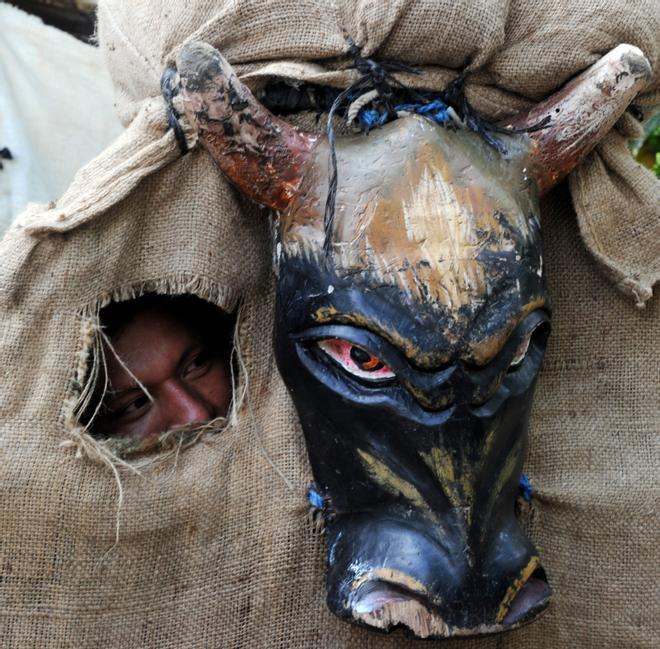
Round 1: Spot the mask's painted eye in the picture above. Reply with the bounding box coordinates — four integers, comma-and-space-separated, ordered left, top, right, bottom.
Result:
509, 331, 533, 369
317, 339, 395, 382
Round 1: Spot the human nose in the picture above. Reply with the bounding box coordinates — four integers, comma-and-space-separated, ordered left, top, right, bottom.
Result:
162, 380, 214, 428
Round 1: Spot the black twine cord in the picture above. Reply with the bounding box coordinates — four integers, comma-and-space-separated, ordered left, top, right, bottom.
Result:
441, 75, 551, 153
161, 67, 189, 156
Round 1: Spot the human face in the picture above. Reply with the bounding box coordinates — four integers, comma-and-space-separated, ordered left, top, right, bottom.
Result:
98, 306, 231, 443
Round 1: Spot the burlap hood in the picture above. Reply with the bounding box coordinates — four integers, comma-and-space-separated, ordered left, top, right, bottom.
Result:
1, 1, 658, 647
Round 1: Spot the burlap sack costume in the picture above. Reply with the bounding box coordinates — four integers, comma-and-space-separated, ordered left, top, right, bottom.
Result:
1, 1, 658, 647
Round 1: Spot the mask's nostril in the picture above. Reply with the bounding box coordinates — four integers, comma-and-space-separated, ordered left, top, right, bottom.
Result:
352, 581, 414, 615
502, 568, 552, 626
350, 581, 449, 638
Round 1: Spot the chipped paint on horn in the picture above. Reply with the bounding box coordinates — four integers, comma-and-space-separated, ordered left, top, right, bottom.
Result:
176, 41, 319, 210
504, 44, 652, 195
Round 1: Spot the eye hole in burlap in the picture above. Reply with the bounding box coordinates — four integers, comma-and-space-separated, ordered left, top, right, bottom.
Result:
61, 289, 247, 472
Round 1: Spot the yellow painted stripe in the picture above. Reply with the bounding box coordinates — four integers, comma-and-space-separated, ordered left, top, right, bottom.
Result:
358, 449, 432, 515
496, 556, 541, 623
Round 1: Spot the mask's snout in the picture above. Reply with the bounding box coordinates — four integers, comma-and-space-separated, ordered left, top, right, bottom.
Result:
329, 515, 552, 638
346, 566, 551, 638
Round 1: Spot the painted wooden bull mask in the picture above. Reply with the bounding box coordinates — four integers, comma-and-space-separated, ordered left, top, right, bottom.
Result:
176, 43, 649, 638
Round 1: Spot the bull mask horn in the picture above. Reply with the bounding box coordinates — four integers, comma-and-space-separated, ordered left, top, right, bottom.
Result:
503, 44, 652, 194
178, 42, 651, 204
177, 41, 319, 210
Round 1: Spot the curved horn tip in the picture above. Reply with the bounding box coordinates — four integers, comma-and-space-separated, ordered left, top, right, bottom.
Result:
609, 43, 652, 81
177, 41, 232, 93
173, 41, 318, 211
508, 43, 653, 194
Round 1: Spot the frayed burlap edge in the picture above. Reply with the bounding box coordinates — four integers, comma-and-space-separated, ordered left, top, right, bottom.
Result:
569, 133, 660, 308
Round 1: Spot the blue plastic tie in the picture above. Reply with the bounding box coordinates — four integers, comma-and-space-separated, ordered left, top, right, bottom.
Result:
307, 486, 325, 510
357, 108, 379, 130
357, 98, 452, 133
519, 474, 533, 502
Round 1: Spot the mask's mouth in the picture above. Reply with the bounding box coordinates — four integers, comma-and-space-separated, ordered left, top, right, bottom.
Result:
347, 567, 551, 639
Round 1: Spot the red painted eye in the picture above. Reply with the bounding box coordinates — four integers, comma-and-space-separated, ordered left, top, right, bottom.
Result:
317, 339, 395, 381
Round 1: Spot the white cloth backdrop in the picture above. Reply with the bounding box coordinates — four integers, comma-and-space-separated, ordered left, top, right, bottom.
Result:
0, 3, 122, 234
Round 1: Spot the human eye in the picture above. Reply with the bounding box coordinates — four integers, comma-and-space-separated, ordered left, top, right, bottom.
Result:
316, 338, 395, 382
183, 347, 213, 378
109, 393, 151, 419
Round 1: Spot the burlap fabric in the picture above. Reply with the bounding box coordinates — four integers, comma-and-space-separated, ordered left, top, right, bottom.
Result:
1, 1, 658, 647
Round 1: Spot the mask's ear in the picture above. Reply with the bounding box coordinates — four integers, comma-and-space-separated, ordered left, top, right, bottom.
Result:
176, 41, 319, 210
502, 44, 651, 195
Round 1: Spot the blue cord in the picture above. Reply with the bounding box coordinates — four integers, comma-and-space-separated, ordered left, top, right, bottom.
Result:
307, 486, 325, 510
357, 98, 452, 132
519, 474, 534, 502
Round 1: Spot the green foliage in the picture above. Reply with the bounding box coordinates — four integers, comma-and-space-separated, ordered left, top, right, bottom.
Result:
633, 115, 660, 178
646, 124, 660, 150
